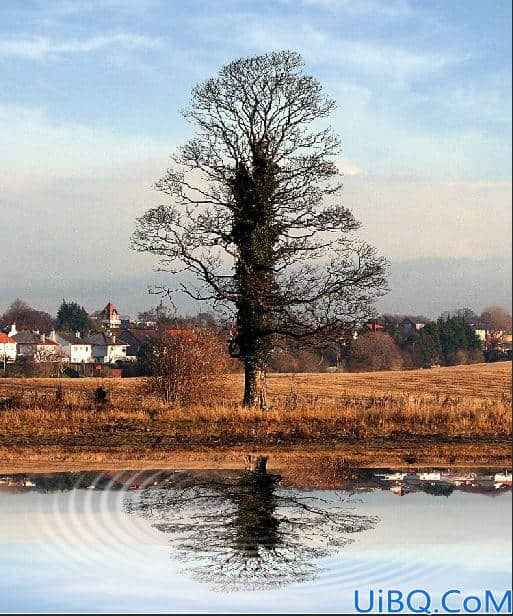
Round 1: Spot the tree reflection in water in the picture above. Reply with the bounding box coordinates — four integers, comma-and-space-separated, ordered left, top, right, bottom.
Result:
125, 456, 378, 591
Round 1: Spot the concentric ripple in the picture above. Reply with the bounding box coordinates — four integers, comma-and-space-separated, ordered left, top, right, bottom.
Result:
32, 470, 453, 595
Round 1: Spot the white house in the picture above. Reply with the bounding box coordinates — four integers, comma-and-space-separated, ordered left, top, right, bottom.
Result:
53, 332, 92, 363
85, 332, 128, 364
419, 472, 442, 482
0, 332, 17, 363
11, 327, 63, 362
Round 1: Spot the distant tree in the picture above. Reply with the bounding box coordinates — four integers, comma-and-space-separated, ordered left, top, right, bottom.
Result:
132, 51, 387, 408
136, 339, 158, 376
437, 317, 481, 366
480, 305, 512, 332
137, 309, 158, 324
137, 304, 181, 326
56, 300, 93, 335
416, 322, 442, 367
382, 314, 430, 347
269, 345, 325, 373
348, 332, 403, 372
440, 308, 479, 323
0, 299, 55, 333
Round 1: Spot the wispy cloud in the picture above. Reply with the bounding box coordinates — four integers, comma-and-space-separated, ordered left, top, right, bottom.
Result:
233, 21, 467, 79
0, 33, 161, 60
286, 0, 415, 20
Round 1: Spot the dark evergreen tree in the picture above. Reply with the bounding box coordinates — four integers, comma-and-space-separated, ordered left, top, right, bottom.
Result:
417, 322, 442, 367
56, 300, 93, 335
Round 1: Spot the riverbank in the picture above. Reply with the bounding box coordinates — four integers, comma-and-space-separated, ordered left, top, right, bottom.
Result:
0, 439, 511, 475
0, 362, 510, 471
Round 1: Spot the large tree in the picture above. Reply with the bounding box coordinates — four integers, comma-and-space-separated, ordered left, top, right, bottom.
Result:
132, 51, 387, 407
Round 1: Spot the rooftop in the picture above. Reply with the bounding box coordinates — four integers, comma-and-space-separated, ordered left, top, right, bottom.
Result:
13, 331, 59, 345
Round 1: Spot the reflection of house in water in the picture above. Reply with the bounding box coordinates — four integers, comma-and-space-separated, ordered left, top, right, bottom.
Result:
373, 472, 417, 482
419, 471, 443, 481
1, 467, 511, 501
371, 468, 512, 497
495, 471, 512, 489
0, 476, 37, 491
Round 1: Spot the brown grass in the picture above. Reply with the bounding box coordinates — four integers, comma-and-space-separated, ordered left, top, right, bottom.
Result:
0, 362, 510, 451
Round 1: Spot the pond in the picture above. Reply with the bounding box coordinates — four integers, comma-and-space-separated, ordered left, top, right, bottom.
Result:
0, 464, 511, 613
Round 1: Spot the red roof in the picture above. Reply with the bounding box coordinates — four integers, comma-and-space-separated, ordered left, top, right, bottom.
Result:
0, 333, 15, 343
103, 302, 119, 316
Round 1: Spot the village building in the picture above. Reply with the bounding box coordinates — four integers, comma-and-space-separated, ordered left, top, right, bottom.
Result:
85, 332, 129, 364
10, 327, 62, 362
116, 328, 162, 358
0, 332, 17, 363
473, 328, 488, 346
93, 302, 122, 329
53, 331, 93, 363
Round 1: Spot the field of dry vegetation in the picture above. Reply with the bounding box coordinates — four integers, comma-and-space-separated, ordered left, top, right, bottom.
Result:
0, 362, 511, 470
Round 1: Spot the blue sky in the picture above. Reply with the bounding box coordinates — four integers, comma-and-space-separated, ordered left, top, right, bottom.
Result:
0, 0, 511, 316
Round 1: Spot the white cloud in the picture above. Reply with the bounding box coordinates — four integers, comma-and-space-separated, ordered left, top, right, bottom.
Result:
0, 33, 161, 60
336, 158, 363, 176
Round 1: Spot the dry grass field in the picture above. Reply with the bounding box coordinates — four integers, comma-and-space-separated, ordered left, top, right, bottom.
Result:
0, 362, 511, 470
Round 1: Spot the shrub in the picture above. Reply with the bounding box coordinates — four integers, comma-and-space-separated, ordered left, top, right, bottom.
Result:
348, 332, 404, 372
144, 328, 228, 405
269, 348, 325, 373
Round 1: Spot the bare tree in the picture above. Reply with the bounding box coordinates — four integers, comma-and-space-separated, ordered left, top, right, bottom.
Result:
0, 299, 55, 333
480, 305, 512, 333
132, 51, 388, 407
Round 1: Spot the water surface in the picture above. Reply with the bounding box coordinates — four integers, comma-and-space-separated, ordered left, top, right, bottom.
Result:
1, 467, 511, 613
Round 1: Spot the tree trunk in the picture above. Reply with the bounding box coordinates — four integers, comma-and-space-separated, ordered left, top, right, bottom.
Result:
243, 361, 268, 409
243, 454, 268, 474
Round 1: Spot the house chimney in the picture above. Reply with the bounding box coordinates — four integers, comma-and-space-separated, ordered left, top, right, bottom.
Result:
8, 323, 16, 337
75, 331, 81, 338
49, 330, 57, 342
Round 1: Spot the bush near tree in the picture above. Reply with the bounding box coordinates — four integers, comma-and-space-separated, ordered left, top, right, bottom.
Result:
140, 328, 228, 405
